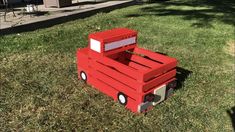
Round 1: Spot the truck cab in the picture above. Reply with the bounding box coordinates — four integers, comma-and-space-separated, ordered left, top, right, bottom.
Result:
77, 28, 177, 113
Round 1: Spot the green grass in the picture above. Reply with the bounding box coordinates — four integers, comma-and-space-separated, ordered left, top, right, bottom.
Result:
0, 0, 234, 131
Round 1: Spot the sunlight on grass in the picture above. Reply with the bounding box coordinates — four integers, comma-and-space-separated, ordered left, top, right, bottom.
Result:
0, 0, 234, 131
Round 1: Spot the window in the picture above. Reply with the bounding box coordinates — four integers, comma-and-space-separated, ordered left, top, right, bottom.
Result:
105, 37, 136, 51
90, 39, 101, 53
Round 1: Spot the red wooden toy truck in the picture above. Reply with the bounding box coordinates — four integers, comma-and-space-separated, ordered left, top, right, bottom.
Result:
76, 28, 177, 113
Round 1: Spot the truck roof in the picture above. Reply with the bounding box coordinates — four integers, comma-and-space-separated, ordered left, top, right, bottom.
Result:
89, 28, 137, 43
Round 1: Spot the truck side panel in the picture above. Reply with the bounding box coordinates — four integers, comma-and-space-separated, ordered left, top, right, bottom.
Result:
90, 67, 139, 101
77, 48, 89, 79
89, 59, 142, 91
89, 74, 118, 101
89, 68, 139, 113
89, 50, 143, 81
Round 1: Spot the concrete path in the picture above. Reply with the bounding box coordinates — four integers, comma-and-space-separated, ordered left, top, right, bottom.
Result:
0, 0, 135, 35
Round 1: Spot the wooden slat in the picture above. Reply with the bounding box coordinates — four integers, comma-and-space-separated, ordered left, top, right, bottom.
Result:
120, 59, 150, 71
134, 47, 177, 64
143, 61, 177, 82
89, 75, 118, 100
98, 56, 143, 81
89, 49, 145, 81
126, 97, 139, 113
143, 69, 176, 92
125, 53, 162, 69
128, 61, 150, 71
91, 68, 139, 100
107, 52, 122, 59
89, 60, 143, 91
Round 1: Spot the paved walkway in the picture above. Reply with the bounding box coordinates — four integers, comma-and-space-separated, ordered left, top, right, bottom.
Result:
0, 0, 135, 35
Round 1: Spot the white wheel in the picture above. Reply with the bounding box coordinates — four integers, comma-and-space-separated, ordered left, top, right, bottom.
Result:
118, 92, 127, 105
80, 71, 87, 82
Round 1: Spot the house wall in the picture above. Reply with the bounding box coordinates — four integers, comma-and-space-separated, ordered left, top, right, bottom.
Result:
6, 0, 43, 4
9, 0, 22, 4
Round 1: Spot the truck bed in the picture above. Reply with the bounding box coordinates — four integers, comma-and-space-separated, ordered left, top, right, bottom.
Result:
109, 47, 176, 78
87, 46, 177, 93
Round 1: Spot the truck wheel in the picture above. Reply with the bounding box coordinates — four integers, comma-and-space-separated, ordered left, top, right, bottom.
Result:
118, 92, 127, 106
80, 71, 87, 82
166, 88, 174, 99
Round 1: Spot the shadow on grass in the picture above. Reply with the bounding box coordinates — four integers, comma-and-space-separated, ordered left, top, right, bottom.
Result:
175, 67, 192, 90
142, 66, 192, 116
153, 51, 192, 90
227, 106, 235, 131
58, 7, 95, 13
20, 11, 49, 16
126, 0, 235, 27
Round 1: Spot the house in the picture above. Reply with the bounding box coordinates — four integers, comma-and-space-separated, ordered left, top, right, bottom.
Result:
1, 0, 42, 5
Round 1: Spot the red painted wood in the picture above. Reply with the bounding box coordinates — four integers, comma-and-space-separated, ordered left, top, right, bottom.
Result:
117, 58, 149, 71
77, 28, 178, 113
96, 55, 143, 81
90, 68, 139, 100
125, 53, 162, 69
89, 28, 137, 44
89, 75, 118, 100
126, 97, 138, 113
143, 69, 177, 92
134, 47, 177, 64
89, 59, 142, 91
127, 61, 150, 71
143, 61, 177, 82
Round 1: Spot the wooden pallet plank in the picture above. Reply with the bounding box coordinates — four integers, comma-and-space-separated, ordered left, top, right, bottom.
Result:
143, 61, 177, 82
89, 60, 143, 91
91, 68, 139, 100
143, 69, 176, 92
89, 50, 143, 81
134, 47, 177, 64
89, 76, 118, 100
120, 59, 150, 71
125, 53, 162, 69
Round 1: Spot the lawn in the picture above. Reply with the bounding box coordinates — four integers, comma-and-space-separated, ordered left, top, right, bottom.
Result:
0, 0, 234, 131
